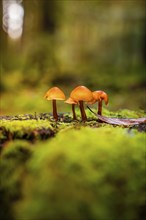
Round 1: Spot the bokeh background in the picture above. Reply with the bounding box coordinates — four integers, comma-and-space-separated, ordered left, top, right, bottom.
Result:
0, 0, 146, 115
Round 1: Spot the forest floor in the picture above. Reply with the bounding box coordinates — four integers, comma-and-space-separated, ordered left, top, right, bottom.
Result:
1, 108, 146, 220
0, 109, 146, 152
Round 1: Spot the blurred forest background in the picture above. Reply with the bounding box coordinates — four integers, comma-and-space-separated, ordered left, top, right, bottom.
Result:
0, 0, 146, 115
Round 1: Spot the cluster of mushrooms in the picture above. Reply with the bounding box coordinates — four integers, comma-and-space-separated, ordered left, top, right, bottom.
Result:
44, 86, 108, 121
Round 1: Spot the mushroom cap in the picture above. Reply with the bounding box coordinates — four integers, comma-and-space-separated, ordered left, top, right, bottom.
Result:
65, 97, 78, 104
70, 86, 94, 102
92, 90, 108, 105
44, 87, 66, 100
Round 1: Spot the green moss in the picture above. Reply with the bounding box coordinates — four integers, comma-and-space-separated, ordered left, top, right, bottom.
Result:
0, 119, 53, 132
0, 141, 33, 220
93, 108, 146, 118
0, 109, 145, 149
0, 110, 145, 219
0, 119, 55, 145
12, 127, 145, 220
113, 109, 146, 118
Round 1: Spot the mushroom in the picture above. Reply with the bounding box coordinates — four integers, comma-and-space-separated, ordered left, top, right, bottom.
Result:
70, 86, 94, 121
65, 97, 78, 120
44, 87, 66, 121
90, 90, 108, 115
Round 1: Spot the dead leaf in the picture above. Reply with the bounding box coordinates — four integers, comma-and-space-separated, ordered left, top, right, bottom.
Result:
87, 106, 146, 126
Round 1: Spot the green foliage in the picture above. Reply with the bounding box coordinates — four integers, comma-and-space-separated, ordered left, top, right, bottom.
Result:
1, 1, 146, 114
11, 127, 145, 220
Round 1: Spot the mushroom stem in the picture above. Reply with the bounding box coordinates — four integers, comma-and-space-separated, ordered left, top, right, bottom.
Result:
79, 101, 87, 121
98, 100, 102, 115
72, 104, 77, 120
52, 99, 58, 120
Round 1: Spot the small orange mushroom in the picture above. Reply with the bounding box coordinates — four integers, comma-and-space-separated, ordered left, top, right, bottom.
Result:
70, 86, 94, 121
65, 97, 78, 120
90, 90, 108, 115
44, 87, 66, 121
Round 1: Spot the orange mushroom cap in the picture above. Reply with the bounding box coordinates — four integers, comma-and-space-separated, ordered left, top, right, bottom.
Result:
44, 87, 66, 100
65, 97, 78, 104
70, 86, 94, 103
92, 90, 108, 105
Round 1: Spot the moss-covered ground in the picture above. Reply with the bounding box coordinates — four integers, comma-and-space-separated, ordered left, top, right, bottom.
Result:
0, 108, 146, 220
